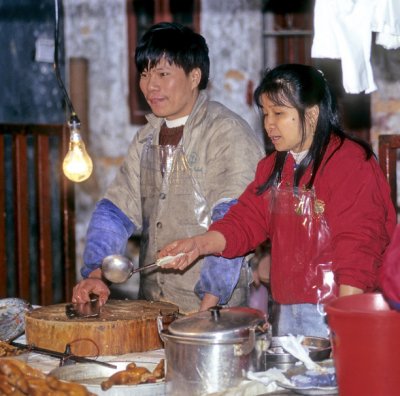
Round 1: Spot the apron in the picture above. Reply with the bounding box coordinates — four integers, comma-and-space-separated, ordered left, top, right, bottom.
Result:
139, 139, 210, 312
268, 185, 337, 306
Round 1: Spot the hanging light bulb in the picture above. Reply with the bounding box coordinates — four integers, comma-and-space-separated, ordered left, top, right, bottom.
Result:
53, 0, 93, 183
62, 114, 93, 182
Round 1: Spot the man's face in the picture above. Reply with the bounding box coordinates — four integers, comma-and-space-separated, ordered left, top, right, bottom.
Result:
139, 57, 201, 120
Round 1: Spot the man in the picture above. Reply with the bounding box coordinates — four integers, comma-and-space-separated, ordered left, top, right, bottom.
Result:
72, 22, 264, 314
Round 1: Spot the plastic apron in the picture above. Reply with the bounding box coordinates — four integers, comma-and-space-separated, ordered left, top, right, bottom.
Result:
268, 185, 337, 308
139, 139, 210, 311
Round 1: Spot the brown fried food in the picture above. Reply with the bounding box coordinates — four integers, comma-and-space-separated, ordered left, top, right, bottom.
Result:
0, 374, 23, 396
100, 359, 165, 391
46, 375, 96, 396
101, 366, 151, 390
0, 359, 29, 394
0, 358, 45, 379
0, 341, 24, 357
0, 358, 95, 396
26, 377, 56, 396
152, 358, 165, 379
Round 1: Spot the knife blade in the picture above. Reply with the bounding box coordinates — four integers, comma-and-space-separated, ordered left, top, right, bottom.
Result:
10, 341, 117, 369
65, 293, 100, 319
131, 252, 186, 274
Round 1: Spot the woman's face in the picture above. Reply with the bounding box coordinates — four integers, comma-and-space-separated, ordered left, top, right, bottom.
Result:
139, 57, 201, 120
260, 94, 317, 153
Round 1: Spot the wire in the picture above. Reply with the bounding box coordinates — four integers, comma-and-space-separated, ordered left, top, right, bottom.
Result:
53, 0, 79, 121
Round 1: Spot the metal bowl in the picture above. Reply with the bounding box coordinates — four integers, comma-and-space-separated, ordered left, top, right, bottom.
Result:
263, 336, 331, 370
0, 298, 32, 341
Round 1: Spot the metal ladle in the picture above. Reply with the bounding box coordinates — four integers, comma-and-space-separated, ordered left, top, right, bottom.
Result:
101, 253, 185, 284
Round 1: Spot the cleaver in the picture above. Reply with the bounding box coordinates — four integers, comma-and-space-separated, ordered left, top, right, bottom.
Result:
65, 293, 100, 319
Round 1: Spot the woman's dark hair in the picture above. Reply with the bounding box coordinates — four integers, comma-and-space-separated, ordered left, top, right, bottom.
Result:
135, 22, 210, 90
254, 63, 373, 192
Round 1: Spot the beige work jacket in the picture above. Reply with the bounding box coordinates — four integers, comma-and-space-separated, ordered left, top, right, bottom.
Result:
105, 91, 264, 313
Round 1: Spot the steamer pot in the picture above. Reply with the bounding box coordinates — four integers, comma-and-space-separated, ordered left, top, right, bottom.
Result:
160, 306, 271, 396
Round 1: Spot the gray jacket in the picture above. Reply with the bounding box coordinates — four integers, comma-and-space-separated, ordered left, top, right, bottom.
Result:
105, 91, 264, 313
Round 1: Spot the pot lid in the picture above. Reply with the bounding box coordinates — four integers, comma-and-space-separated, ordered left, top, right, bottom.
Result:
168, 306, 267, 341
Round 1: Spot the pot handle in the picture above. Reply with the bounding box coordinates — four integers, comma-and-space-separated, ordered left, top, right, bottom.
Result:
234, 327, 255, 356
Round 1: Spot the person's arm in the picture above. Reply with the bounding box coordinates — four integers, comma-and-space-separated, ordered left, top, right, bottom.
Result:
81, 198, 136, 278
338, 284, 363, 297
199, 294, 220, 311
194, 200, 245, 309
159, 230, 226, 270
72, 198, 136, 305
323, 146, 396, 293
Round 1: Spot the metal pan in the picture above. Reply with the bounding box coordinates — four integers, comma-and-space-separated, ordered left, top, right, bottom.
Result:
264, 336, 331, 370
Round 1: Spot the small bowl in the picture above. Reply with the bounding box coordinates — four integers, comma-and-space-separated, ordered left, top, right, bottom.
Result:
263, 336, 331, 370
0, 298, 32, 341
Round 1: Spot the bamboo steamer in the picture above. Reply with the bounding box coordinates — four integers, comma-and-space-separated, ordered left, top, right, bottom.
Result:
25, 300, 178, 356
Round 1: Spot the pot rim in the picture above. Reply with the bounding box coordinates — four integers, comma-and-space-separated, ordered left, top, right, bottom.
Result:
160, 328, 271, 345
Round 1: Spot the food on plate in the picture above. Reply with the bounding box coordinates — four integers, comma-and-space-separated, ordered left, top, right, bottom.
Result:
0, 358, 95, 395
101, 359, 165, 390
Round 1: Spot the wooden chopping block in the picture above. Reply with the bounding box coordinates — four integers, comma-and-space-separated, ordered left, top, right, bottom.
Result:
25, 300, 178, 356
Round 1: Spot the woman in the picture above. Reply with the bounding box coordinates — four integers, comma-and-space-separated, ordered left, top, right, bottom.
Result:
159, 64, 396, 336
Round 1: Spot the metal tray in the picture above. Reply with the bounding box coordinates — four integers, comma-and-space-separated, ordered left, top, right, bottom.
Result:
50, 361, 165, 396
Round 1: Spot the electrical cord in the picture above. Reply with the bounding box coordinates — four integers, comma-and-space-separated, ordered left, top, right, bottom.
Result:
53, 0, 79, 122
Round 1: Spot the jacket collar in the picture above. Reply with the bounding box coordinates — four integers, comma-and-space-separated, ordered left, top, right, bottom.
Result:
144, 90, 208, 133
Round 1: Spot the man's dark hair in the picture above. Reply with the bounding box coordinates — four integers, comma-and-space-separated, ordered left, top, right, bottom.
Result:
135, 22, 210, 90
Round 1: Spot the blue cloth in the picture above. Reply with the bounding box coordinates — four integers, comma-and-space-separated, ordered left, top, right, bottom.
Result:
388, 299, 400, 311
81, 199, 136, 278
276, 303, 330, 337
195, 200, 245, 305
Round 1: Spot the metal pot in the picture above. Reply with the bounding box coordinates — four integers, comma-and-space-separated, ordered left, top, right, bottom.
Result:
160, 306, 271, 395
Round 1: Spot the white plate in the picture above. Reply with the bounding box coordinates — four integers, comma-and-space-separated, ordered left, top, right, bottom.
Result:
50, 361, 165, 396
276, 360, 338, 395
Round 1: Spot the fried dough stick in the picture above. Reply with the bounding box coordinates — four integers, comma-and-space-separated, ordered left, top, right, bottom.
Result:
0, 358, 95, 396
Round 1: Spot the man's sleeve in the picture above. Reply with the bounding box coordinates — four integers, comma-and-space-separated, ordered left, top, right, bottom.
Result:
81, 198, 137, 278
194, 200, 245, 305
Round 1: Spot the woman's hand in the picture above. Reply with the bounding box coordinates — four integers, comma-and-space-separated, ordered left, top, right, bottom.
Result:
159, 237, 201, 271
159, 231, 227, 271
338, 284, 363, 297
72, 268, 110, 306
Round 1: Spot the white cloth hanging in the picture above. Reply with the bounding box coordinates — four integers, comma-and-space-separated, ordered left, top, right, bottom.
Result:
312, 0, 400, 94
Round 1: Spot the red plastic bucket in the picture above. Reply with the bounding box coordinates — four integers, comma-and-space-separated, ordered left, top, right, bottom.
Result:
325, 293, 400, 396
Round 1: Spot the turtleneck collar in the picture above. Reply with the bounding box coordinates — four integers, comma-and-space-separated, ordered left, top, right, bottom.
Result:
165, 115, 189, 128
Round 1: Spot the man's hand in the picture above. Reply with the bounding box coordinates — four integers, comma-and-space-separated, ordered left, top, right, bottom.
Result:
72, 269, 110, 306
199, 293, 219, 311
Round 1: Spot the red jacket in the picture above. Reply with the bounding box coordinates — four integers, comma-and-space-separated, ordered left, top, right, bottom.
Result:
379, 224, 400, 310
210, 136, 396, 304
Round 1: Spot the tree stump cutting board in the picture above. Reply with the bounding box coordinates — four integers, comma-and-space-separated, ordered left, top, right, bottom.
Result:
25, 300, 178, 356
